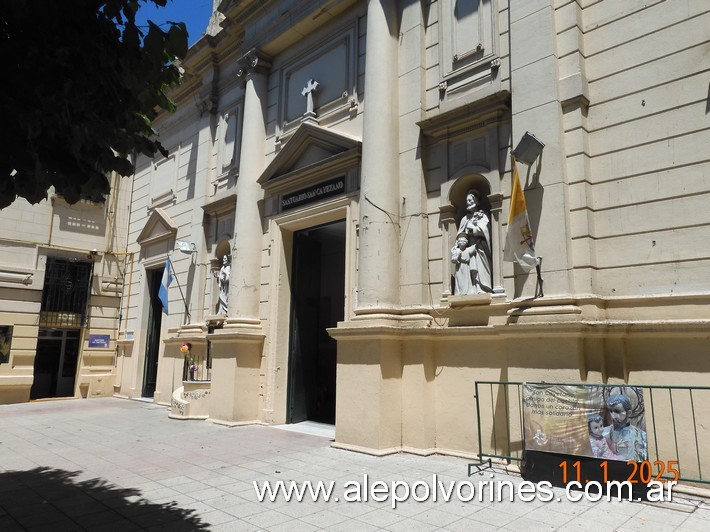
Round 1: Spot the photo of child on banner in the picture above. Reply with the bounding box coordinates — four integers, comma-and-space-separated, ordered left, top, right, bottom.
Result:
0, 325, 12, 365
522, 384, 647, 462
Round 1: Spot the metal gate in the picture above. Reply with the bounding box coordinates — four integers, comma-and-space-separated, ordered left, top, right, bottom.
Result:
473, 381, 710, 485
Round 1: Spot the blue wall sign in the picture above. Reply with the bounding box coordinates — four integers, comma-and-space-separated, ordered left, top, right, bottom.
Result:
88, 334, 110, 348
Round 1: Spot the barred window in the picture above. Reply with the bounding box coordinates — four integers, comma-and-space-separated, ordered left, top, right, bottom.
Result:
40, 258, 93, 327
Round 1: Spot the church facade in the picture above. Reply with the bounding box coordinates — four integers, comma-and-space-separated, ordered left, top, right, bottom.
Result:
115, 0, 710, 460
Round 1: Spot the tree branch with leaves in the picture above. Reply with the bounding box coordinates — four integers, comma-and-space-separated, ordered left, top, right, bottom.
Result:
0, 0, 188, 208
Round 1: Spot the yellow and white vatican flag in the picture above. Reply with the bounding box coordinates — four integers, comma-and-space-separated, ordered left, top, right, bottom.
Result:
504, 156, 538, 271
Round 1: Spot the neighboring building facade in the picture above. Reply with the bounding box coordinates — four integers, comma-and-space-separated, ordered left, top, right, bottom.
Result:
0, 175, 131, 404
116, 0, 710, 460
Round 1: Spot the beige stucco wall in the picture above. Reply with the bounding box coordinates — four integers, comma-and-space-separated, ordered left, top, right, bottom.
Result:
0, 173, 130, 404
584, 2, 709, 297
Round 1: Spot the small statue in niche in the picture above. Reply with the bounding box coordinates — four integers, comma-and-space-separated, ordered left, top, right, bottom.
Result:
451, 189, 492, 295
451, 232, 475, 295
218, 254, 230, 314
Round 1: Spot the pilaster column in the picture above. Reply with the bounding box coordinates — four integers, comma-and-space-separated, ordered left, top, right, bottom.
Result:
209, 49, 269, 425
439, 203, 456, 301
356, 0, 400, 314
508, 0, 572, 296
488, 193, 505, 296
183, 76, 218, 329
332, 0, 435, 457
227, 48, 271, 324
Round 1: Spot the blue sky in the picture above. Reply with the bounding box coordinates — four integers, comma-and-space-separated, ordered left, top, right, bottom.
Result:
135, 0, 213, 46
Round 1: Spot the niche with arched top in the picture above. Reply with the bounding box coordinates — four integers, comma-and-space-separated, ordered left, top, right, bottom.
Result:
440, 169, 504, 300
211, 240, 231, 316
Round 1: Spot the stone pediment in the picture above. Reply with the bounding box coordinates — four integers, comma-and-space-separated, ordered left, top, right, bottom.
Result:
258, 122, 361, 190
136, 207, 178, 247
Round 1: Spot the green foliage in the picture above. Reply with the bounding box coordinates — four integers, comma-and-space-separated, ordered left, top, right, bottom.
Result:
0, 0, 188, 208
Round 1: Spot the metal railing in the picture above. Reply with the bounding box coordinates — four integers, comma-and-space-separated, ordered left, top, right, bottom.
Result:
182, 352, 211, 382
473, 381, 710, 485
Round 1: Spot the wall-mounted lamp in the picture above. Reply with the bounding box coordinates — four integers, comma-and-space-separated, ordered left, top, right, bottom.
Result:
175, 240, 198, 254
513, 131, 545, 165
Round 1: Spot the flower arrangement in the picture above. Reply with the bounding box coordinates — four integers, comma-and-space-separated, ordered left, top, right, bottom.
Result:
187, 357, 198, 381
181, 342, 198, 380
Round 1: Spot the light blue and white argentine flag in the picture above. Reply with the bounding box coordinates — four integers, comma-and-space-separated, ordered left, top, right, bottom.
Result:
158, 257, 173, 314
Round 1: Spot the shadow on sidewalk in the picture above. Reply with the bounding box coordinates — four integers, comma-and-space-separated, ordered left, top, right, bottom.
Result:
0, 467, 207, 531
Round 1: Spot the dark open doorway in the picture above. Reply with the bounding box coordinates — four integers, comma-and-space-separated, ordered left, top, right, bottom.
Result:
142, 269, 163, 398
288, 220, 345, 425
30, 329, 80, 400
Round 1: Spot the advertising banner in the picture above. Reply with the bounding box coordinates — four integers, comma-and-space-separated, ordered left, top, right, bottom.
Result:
523, 384, 647, 462
0, 325, 12, 364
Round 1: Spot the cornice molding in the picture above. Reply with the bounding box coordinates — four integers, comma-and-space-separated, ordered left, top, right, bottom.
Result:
418, 90, 511, 140
202, 192, 237, 216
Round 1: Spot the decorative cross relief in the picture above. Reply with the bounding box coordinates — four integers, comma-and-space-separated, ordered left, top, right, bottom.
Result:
301, 78, 320, 124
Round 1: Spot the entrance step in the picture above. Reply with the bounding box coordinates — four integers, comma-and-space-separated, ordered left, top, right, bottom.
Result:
169, 381, 211, 420
273, 421, 335, 439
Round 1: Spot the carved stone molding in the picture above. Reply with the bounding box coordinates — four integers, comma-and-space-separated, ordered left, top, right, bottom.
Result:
196, 95, 218, 116
136, 207, 178, 247
236, 48, 272, 81
487, 192, 503, 212
418, 90, 511, 140
439, 203, 456, 225
0, 270, 33, 285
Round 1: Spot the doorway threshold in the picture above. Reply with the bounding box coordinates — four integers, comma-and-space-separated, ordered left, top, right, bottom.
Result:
131, 397, 156, 404
29, 396, 79, 403
273, 421, 335, 440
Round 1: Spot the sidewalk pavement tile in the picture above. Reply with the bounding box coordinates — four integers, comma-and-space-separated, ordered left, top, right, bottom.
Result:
200, 509, 240, 526
240, 508, 294, 528
0, 397, 705, 532
525, 504, 576, 527
299, 507, 352, 527
574, 505, 640, 528
679, 515, 710, 531
466, 506, 518, 527
446, 516, 499, 531
503, 515, 557, 530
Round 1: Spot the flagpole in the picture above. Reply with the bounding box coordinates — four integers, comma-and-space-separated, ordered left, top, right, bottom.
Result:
535, 258, 544, 298
505, 154, 545, 298
168, 257, 191, 324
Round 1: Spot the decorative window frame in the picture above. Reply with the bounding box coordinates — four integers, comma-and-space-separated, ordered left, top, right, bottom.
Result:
275, 23, 358, 143
216, 101, 244, 179
51, 189, 107, 207
150, 148, 178, 208
438, 0, 499, 90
